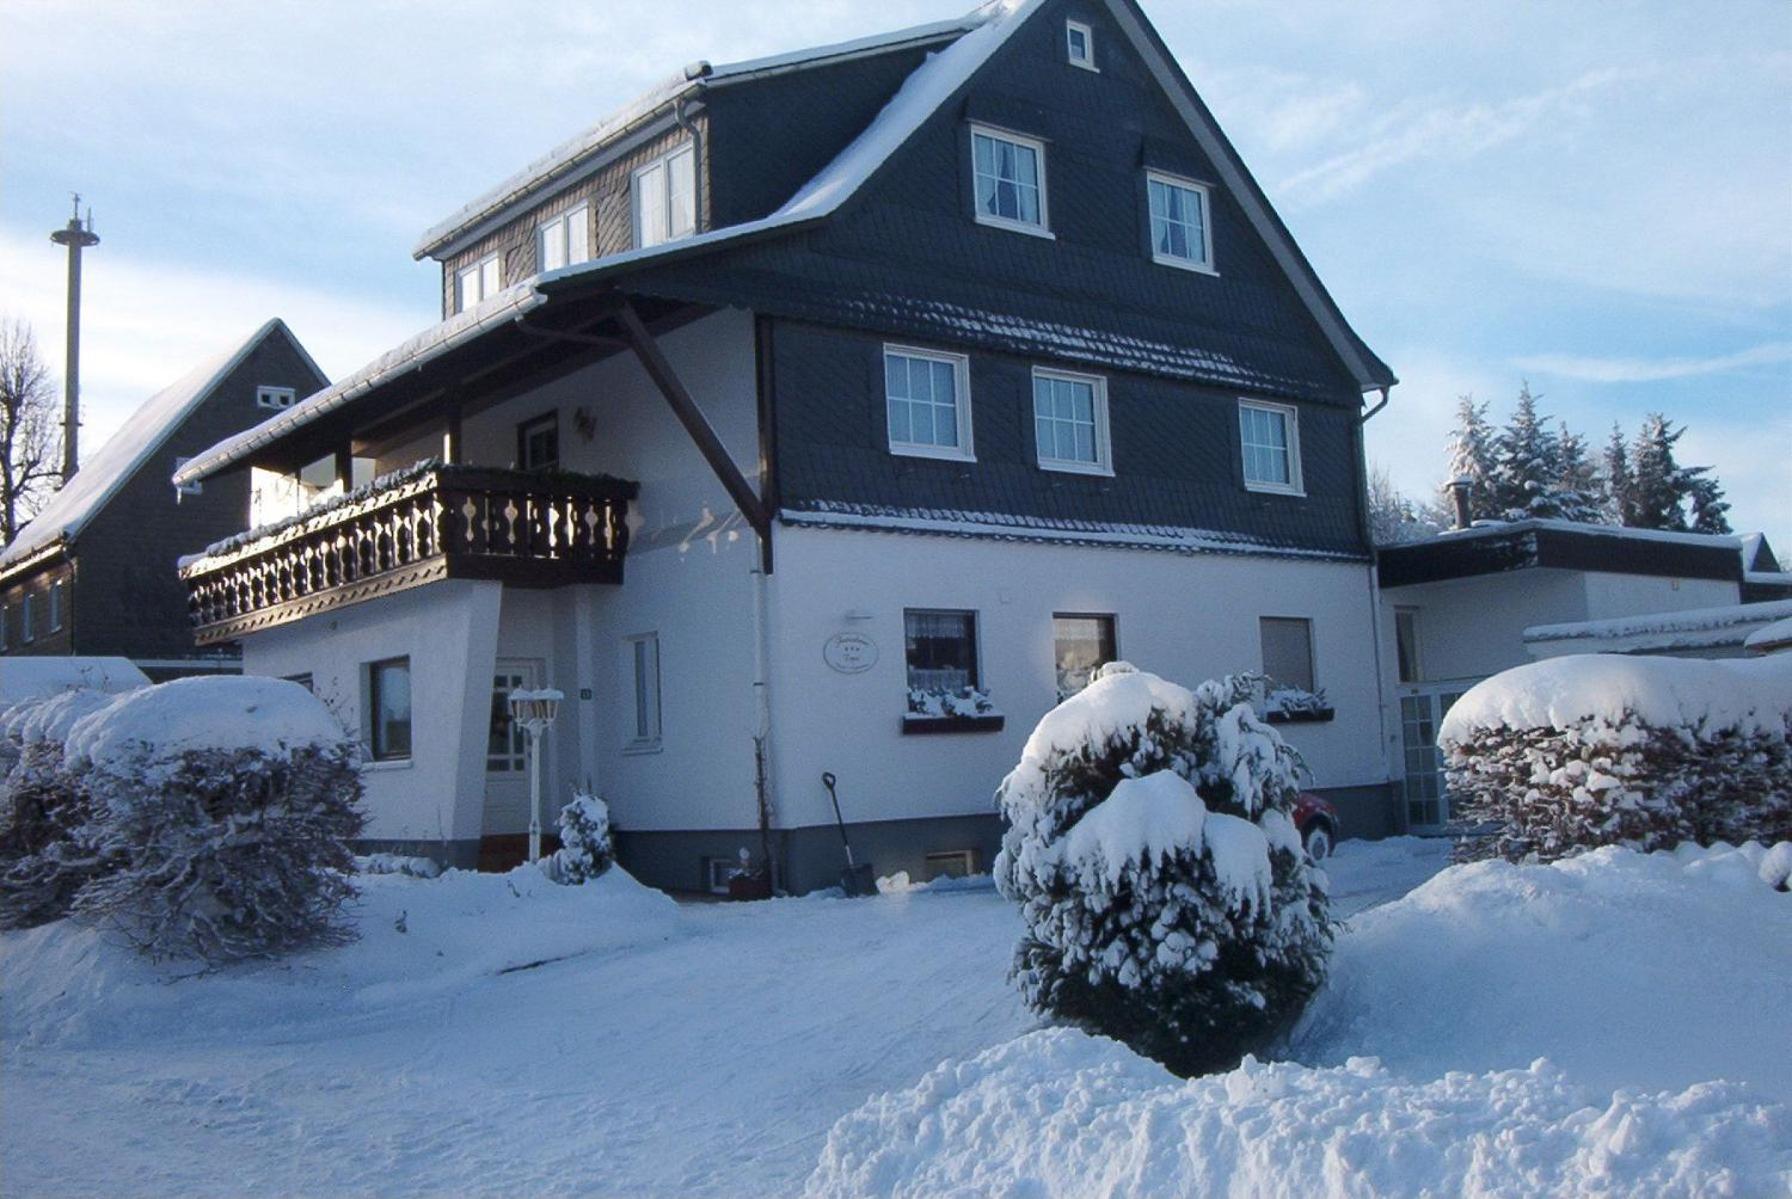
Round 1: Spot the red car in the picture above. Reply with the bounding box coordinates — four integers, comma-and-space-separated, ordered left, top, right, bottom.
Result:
1293, 792, 1340, 861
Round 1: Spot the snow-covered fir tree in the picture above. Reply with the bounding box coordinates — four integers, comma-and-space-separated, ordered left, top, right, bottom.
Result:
995, 662, 1331, 1077
1603, 423, 1636, 525
1553, 424, 1605, 522
1687, 474, 1732, 535
1443, 396, 1498, 521
1488, 384, 1564, 519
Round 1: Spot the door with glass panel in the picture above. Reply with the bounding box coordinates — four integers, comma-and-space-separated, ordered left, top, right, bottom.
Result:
1398, 685, 1469, 831
483, 659, 541, 835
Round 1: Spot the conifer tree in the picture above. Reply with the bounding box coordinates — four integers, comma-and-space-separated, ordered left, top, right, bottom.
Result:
1553, 424, 1604, 523
1603, 423, 1636, 525
1443, 396, 1498, 521
1489, 383, 1563, 519
1629, 413, 1690, 529
1686, 473, 1733, 535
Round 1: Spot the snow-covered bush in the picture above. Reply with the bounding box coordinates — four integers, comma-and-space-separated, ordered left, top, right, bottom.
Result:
906, 686, 997, 719
0, 690, 124, 930
58, 677, 366, 963
1441, 655, 1792, 863
995, 662, 1331, 1077
544, 791, 613, 884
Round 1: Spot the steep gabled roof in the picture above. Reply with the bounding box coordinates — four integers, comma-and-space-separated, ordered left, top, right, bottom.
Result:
1, 320, 322, 576
410, 9, 992, 261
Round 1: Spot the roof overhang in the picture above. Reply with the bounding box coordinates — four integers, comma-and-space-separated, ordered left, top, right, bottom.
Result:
1378, 521, 1745, 589
0, 536, 70, 587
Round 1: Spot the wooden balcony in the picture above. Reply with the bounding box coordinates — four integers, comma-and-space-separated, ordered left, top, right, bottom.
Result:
182, 464, 638, 645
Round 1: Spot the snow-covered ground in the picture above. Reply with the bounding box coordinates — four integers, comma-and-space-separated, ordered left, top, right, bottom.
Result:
7, 836, 1785, 1196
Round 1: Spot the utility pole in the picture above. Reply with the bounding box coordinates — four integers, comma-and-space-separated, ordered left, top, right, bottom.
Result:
49, 195, 100, 485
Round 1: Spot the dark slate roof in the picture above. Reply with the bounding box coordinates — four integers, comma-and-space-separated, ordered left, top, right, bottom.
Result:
1377, 520, 1746, 589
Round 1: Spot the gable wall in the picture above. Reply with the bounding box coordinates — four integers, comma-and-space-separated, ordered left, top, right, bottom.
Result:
70, 332, 327, 661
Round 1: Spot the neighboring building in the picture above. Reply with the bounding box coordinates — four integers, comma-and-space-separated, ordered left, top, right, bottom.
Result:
1524, 599, 1792, 661
1376, 519, 1754, 830
172, 0, 1400, 890
1745, 617, 1792, 657
0, 321, 326, 680
1741, 534, 1792, 604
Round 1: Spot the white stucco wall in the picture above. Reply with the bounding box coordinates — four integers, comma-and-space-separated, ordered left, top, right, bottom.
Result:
763, 525, 1392, 832
240, 579, 501, 846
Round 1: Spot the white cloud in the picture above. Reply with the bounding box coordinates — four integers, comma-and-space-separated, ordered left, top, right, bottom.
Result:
1514, 343, 1792, 384
0, 228, 429, 458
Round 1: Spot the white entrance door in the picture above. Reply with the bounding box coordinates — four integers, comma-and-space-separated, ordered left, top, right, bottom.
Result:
1397, 684, 1473, 831
484, 659, 542, 836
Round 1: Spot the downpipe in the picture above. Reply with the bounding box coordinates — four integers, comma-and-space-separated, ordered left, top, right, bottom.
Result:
1357, 387, 1396, 821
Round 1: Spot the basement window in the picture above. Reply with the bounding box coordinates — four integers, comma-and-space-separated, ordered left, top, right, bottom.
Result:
633, 143, 697, 250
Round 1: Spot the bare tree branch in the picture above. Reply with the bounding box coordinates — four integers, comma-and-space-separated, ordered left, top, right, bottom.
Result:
0, 318, 62, 545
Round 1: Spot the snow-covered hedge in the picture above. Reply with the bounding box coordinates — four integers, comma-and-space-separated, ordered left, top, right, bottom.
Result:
545, 791, 613, 884
1, 677, 366, 961
1440, 655, 1792, 862
995, 662, 1330, 1077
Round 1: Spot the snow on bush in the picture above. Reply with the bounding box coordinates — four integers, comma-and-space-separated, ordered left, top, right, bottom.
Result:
544, 791, 614, 884
803, 1028, 1791, 1198
995, 661, 1330, 1077
1440, 654, 1792, 861
59, 677, 366, 963
1293, 841, 1792, 1103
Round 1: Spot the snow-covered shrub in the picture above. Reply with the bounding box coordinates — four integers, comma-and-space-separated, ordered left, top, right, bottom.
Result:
1441, 655, 1792, 863
0, 690, 125, 930
1261, 684, 1331, 721
995, 662, 1331, 1077
906, 686, 997, 719
544, 791, 613, 884
59, 677, 366, 963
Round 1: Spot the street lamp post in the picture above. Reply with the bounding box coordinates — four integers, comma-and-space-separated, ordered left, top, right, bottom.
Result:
507, 688, 563, 863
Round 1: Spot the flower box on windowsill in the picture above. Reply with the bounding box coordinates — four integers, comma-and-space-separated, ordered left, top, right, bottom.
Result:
1263, 707, 1334, 725
902, 713, 1007, 735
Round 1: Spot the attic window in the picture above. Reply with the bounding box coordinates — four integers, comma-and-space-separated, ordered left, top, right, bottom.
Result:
1065, 20, 1096, 70
970, 125, 1050, 237
1147, 170, 1215, 273
257, 385, 296, 410
538, 204, 591, 272
456, 254, 502, 313
633, 142, 697, 250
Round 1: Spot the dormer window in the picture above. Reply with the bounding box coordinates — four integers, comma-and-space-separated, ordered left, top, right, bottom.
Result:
538, 204, 591, 273
256, 385, 296, 410
1146, 170, 1215, 273
633, 142, 697, 250
1065, 20, 1096, 70
970, 125, 1050, 237
456, 253, 502, 313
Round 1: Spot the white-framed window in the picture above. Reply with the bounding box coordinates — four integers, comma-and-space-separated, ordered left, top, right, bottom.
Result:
173, 456, 202, 498
1394, 607, 1423, 684
538, 203, 591, 273
904, 609, 981, 694
487, 662, 538, 773
884, 345, 974, 461
256, 385, 297, 410
1147, 170, 1215, 273
970, 125, 1050, 236
1239, 399, 1303, 494
1259, 616, 1316, 693
1065, 19, 1096, 70
1031, 367, 1111, 474
366, 657, 413, 762
624, 632, 662, 751
456, 254, 502, 313
632, 142, 697, 250
20, 593, 34, 643
47, 581, 62, 632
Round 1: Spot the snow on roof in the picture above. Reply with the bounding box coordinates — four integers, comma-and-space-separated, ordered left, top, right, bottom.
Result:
1439, 653, 1792, 745
1523, 599, 1792, 654
174, 285, 547, 487
410, 9, 991, 260
1420, 517, 1743, 553
1745, 617, 1792, 653
0, 657, 148, 706
1, 320, 306, 575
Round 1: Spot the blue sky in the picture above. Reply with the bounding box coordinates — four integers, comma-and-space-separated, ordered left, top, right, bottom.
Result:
3, 0, 1787, 548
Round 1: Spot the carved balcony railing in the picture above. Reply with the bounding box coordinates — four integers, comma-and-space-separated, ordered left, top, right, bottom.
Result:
182, 464, 639, 645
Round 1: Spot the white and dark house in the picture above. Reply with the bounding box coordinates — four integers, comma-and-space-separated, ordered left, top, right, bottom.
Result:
171, 0, 1402, 890
0, 320, 326, 680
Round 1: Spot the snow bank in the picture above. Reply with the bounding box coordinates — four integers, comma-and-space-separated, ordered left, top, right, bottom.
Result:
805, 1028, 1789, 1198
0, 657, 146, 706
1439, 652, 1792, 744
2, 687, 117, 745
62, 675, 344, 768
0, 863, 679, 1049
1294, 842, 1792, 1102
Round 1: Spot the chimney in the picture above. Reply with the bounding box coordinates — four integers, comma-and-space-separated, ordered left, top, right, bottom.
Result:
48, 195, 100, 485
1447, 477, 1473, 530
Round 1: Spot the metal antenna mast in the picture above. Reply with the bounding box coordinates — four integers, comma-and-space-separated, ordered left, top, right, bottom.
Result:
49, 194, 100, 484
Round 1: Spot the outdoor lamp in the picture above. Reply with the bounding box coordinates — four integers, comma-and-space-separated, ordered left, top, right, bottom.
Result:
507, 687, 564, 862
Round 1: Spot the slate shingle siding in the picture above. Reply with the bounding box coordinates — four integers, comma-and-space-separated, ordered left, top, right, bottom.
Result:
769, 319, 1366, 557
440, 120, 710, 318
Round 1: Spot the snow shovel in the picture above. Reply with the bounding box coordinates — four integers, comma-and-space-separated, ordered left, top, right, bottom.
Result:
822, 771, 876, 896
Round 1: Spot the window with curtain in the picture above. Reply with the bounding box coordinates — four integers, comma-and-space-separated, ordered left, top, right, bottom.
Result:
1053, 613, 1116, 700
904, 610, 979, 693
1032, 368, 1110, 472
1146, 171, 1213, 270
1239, 400, 1302, 493
971, 126, 1047, 232
1259, 617, 1315, 693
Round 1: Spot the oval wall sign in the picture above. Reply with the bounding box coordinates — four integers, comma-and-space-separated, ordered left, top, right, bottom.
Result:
823, 632, 878, 675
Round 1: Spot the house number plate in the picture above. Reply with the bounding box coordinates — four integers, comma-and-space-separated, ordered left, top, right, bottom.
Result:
823, 632, 878, 674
